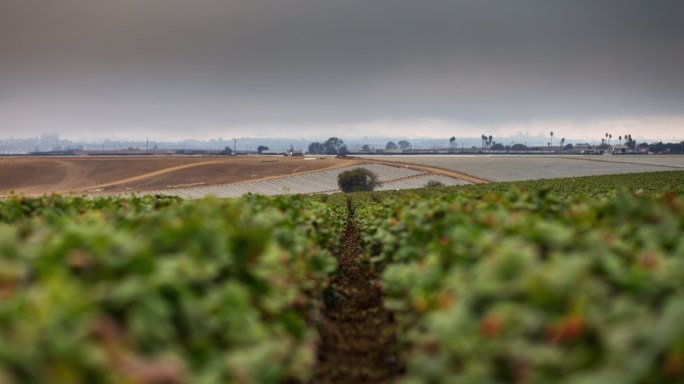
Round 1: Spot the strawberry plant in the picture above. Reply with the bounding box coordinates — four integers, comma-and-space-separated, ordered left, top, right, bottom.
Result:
354, 175, 684, 383
0, 194, 341, 383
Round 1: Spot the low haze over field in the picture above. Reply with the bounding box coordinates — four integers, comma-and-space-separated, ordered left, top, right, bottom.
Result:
1, 0, 683, 141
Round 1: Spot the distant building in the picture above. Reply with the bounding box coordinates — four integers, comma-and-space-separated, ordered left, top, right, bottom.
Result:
611, 145, 628, 154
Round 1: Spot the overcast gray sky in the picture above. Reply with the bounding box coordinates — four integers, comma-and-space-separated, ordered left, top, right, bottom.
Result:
1, 0, 683, 141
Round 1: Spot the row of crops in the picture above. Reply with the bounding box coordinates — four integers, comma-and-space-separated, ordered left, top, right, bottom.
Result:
350, 171, 684, 383
1, 170, 683, 383
0, 194, 344, 383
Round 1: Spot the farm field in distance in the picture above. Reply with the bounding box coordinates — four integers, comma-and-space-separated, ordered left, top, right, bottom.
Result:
0, 156, 360, 197
4, 154, 683, 199
0, 156, 477, 198
363, 154, 684, 182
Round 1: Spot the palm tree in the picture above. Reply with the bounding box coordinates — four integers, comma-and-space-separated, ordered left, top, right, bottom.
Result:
449, 136, 456, 149
481, 134, 486, 149
550, 131, 554, 146
488, 135, 493, 149
560, 137, 565, 150
619, 135, 622, 145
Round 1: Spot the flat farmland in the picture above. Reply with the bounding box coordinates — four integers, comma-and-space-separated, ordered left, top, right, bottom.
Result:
5, 154, 679, 198
559, 154, 684, 168
363, 155, 682, 182
115, 163, 459, 198
0, 156, 359, 196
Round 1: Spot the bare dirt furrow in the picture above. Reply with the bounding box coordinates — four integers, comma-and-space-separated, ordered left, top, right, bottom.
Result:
314, 198, 402, 383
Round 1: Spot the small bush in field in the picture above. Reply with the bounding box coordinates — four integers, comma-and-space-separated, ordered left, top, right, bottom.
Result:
337, 168, 379, 193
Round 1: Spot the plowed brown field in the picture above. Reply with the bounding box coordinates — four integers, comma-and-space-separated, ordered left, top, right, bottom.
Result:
0, 156, 359, 196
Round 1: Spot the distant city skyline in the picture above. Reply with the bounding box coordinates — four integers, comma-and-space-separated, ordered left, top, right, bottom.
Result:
2, 116, 683, 144
1, 128, 679, 155
2, 1, 683, 141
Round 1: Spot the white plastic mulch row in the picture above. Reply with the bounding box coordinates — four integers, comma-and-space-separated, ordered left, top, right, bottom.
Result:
121, 163, 436, 199
362, 155, 676, 182
557, 155, 684, 169
376, 174, 470, 191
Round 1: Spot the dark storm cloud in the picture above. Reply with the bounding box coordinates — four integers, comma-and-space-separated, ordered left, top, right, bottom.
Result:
1, 0, 683, 138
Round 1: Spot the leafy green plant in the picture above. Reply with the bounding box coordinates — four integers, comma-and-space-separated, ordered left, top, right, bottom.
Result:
353, 178, 684, 383
0, 194, 341, 383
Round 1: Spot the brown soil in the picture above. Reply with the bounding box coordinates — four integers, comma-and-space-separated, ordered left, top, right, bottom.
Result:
0, 156, 359, 196
0, 155, 485, 198
314, 199, 402, 383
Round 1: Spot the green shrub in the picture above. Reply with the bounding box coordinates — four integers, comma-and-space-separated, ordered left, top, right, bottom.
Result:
337, 168, 379, 193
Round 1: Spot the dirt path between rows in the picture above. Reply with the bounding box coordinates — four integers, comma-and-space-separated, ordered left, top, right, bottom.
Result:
362, 158, 490, 184
314, 198, 402, 383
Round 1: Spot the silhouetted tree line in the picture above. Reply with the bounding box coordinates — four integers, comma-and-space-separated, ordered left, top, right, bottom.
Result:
383, 140, 411, 151
644, 141, 684, 153
308, 136, 683, 155
308, 137, 349, 155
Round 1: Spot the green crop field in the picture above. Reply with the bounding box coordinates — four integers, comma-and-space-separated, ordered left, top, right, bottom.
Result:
1, 170, 683, 383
